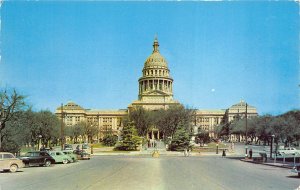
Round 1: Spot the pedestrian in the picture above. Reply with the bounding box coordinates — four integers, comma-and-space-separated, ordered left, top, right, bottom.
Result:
222, 149, 226, 158
184, 148, 188, 157
249, 149, 253, 159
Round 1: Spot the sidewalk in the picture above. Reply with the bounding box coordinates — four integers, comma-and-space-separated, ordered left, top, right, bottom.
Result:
240, 158, 295, 169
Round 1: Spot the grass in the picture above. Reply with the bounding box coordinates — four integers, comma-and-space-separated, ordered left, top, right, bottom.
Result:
192, 142, 229, 152
91, 143, 110, 148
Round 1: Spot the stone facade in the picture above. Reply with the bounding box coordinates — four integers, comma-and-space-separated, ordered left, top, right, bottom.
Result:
55, 37, 258, 141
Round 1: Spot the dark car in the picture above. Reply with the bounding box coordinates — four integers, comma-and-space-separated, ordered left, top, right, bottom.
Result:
19, 151, 55, 167
73, 150, 91, 160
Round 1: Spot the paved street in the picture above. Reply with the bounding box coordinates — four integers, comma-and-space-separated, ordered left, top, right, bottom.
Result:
0, 155, 299, 190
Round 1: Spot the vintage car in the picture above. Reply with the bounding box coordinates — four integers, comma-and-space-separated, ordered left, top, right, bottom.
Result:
278, 147, 300, 155
73, 149, 91, 160
62, 150, 77, 162
291, 164, 300, 177
0, 152, 25, 173
19, 151, 55, 167
64, 144, 73, 150
48, 151, 72, 164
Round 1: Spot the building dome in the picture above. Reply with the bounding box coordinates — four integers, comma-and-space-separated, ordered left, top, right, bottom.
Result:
144, 37, 168, 69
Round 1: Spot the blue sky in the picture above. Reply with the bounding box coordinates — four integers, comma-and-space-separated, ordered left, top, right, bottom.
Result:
1, 1, 299, 115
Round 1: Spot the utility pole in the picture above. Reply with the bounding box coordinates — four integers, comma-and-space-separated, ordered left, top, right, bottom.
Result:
61, 103, 64, 150
245, 103, 248, 157
245, 103, 248, 144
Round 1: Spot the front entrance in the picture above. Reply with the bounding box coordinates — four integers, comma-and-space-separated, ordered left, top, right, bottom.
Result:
147, 129, 163, 140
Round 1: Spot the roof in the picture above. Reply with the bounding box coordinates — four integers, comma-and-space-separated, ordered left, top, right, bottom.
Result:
144, 37, 168, 69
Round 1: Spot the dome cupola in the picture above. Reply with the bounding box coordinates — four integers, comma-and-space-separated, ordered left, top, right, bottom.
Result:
144, 36, 168, 69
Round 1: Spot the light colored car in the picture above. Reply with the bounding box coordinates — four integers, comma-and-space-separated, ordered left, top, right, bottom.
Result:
49, 151, 72, 164
291, 165, 300, 177
0, 152, 25, 173
62, 150, 77, 162
278, 147, 300, 155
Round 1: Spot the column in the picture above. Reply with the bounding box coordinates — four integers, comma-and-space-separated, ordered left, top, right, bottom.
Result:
157, 130, 160, 140
139, 82, 141, 93
153, 80, 154, 90
151, 130, 154, 140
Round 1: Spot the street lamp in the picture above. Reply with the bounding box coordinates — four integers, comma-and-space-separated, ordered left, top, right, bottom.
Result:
60, 103, 66, 151
37, 135, 42, 151
270, 134, 275, 159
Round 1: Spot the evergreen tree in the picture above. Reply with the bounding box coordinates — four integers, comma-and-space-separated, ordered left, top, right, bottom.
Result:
169, 123, 191, 151
102, 129, 118, 146
115, 122, 142, 151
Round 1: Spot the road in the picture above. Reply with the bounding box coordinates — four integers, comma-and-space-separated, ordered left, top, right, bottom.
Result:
0, 155, 299, 190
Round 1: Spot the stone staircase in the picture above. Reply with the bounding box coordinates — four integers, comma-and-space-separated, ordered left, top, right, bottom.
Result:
141, 140, 167, 155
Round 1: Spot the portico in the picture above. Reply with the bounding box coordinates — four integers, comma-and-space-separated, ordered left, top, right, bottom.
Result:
146, 128, 163, 140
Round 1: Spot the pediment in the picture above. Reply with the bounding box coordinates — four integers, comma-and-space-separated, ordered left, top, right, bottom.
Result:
143, 90, 169, 96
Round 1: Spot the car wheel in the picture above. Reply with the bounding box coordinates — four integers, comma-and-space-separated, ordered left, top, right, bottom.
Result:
9, 164, 18, 173
45, 160, 52, 167
298, 173, 300, 177
62, 159, 68, 164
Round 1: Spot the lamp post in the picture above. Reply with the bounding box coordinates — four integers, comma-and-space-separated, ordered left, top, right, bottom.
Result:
60, 103, 66, 151
270, 134, 275, 159
37, 135, 42, 151
245, 103, 248, 158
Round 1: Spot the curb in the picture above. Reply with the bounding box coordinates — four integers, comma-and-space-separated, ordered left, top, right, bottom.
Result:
240, 159, 293, 169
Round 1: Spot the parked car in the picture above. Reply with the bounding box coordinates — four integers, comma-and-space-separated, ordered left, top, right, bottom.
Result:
73, 150, 91, 160
64, 144, 73, 150
62, 150, 77, 162
278, 147, 300, 155
19, 151, 55, 167
291, 164, 300, 177
0, 152, 25, 173
48, 151, 72, 164
82, 143, 91, 153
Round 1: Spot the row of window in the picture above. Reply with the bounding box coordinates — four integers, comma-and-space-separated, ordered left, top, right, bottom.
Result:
143, 69, 169, 77
198, 125, 211, 131
196, 117, 220, 123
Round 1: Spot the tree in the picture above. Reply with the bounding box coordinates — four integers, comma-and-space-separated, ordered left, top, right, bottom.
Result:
129, 107, 152, 136
84, 123, 99, 143
195, 130, 210, 146
0, 89, 27, 150
102, 129, 118, 146
35, 110, 60, 147
169, 123, 191, 151
155, 105, 195, 140
1, 111, 29, 153
66, 123, 85, 143
115, 122, 142, 151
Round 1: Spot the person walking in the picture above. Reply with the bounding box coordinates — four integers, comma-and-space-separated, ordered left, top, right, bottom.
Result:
222, 149, 226, 158
184, 148, 188, 157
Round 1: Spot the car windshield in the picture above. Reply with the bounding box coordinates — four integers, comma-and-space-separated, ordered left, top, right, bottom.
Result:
25, 152, 32, 157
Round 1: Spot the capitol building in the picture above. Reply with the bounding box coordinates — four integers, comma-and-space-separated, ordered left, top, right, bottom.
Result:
55, 37, 258, 141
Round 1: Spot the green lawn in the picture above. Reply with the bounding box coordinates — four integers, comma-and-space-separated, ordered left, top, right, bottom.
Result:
92, 143, 108, 148
192, 142, 229, 152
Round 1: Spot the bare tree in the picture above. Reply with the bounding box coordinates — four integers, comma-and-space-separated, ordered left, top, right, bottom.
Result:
0, 89, 26, 150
